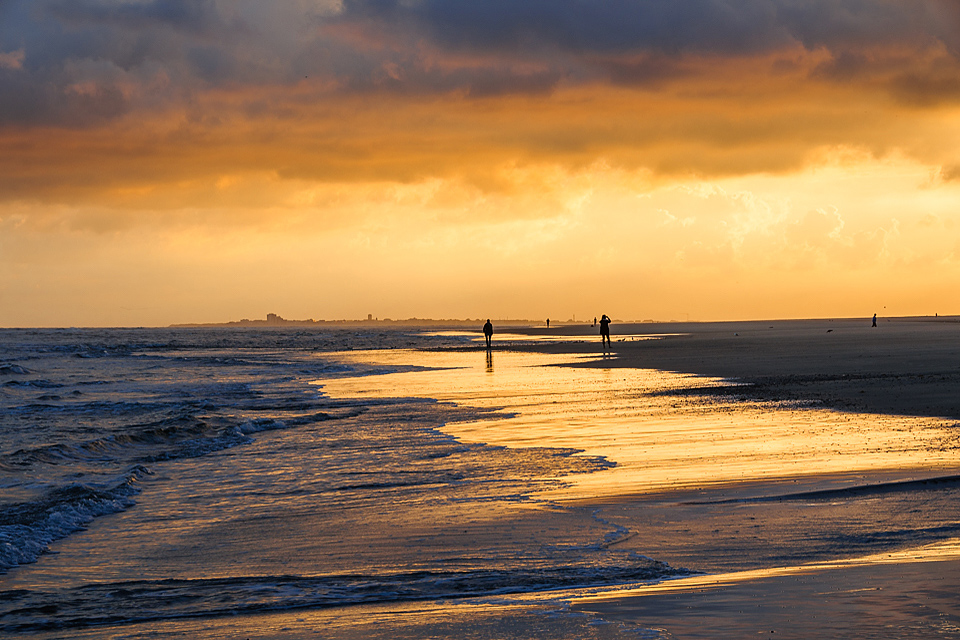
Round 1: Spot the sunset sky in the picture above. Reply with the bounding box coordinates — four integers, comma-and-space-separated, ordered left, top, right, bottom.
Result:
3, 0, 960, 326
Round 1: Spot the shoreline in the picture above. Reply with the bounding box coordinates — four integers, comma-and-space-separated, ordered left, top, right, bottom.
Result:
10, 323, 960, 638
570, 545, 960, 639
503, 317, 960, 421
502, 319, 960, 637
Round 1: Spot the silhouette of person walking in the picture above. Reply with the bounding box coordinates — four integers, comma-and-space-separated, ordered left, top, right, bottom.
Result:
546, 318, 550, 328
872, 313, 877, 327
483, 319, 493, 348
599, 314, 611, 349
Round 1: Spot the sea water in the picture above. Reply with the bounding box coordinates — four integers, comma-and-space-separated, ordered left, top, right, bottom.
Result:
3, 327, 960, 638
0, 328, 681, 636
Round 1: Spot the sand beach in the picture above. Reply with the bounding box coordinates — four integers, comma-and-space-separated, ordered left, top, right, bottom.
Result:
529, 317, 960, 637
318, 317, 960, 638
519, 316, 960, 419
5, 319, 960, 639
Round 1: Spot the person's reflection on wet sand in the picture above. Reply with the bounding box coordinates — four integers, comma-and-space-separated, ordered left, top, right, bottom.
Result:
486, 349, 494, 373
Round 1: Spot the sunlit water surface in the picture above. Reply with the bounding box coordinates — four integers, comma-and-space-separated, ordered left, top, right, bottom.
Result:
320, 346, 960, 499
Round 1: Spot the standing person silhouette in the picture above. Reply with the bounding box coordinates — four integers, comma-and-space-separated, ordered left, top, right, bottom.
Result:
483, 319, 493, 348
872, 313, 877, 327
599, 314, 611, 349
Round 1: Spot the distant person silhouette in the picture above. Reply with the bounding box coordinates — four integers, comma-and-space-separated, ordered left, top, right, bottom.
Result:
546, 318, 550, 328
483, 319, 493, 348
593, 317, 597, 327
872, 313, 877, 327
599, 314, 611, 349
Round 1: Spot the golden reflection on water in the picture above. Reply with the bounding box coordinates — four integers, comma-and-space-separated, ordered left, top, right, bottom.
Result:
317, 348, 960, 499
574, 537, 960, 604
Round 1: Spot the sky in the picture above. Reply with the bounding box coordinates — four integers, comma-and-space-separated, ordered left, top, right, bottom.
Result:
3, 0, 960, 326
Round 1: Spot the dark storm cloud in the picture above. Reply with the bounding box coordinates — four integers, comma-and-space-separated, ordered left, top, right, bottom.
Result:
334, 0, 960, 56
0, 0, 254, 126
0, 69, 127, 126
774, 0, 960, 52
325, 0, 960, 99
46, 0, 226, 35
2, 0, 960, 128
335, 0, 789, 55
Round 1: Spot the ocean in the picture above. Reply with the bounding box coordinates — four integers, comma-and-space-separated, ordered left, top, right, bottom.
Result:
3, 327, 960, 638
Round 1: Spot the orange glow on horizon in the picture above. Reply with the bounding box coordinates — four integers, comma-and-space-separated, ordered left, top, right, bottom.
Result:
4, 3, 960, 326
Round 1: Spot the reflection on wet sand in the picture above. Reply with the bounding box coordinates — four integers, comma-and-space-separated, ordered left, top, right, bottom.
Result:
314, 343, 960, 638
318, 347, 960, 499
582, 536, 960, 602
567, 539, 960, 639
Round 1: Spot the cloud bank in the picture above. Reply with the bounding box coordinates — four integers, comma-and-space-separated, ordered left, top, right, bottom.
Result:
2, 1, 959, 117
4, 1, 960, 324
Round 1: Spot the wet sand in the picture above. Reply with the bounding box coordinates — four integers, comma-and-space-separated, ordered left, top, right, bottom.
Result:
518, 317, 960, 637
319, 346, 960, 498
517, 316, 960, 420
312, 325, 960, 638
573, 546, 960, 639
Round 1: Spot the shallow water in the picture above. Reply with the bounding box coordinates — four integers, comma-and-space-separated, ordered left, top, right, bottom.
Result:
321, 346, 960, 498
3, 327, 960, 638
0, 329, 675, 635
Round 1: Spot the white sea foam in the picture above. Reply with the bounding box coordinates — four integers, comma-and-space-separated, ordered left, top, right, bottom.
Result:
0, 467, 147, 572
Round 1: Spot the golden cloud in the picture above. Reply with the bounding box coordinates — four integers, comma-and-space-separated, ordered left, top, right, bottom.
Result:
2, 47, 959, 217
